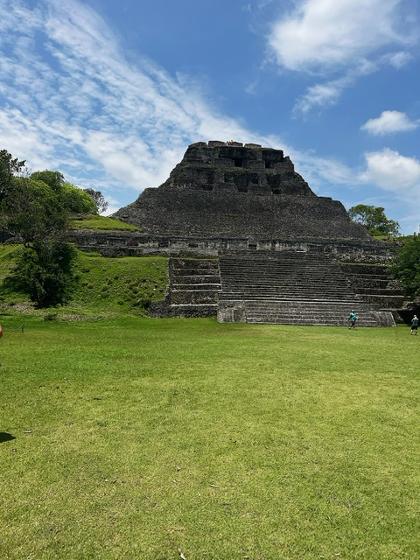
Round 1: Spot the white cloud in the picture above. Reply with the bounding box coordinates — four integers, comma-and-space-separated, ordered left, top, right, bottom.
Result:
361, 148, 420, 200
361, 110, 418, 135
294, 61, 375, 114
0, 0, 417, 232
269, 0, 413, 72
0, 0, 359, 205
269, 0, 417, 114
387, 50, 414, 68
0, 0, 282, 201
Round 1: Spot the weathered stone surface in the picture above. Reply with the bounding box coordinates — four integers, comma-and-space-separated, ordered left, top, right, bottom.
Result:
115, 141, 370, 241
71, 140, 411, 325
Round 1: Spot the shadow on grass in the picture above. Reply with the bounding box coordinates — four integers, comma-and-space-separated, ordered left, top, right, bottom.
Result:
0, 432, 16, 443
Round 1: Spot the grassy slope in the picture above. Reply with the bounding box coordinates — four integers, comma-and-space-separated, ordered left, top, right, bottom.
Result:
70, 215, 139, 231
0, 246, 168, 316
0, 317, 418, 560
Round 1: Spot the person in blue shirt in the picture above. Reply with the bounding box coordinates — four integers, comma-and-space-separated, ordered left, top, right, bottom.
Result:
348, 311, 358, 329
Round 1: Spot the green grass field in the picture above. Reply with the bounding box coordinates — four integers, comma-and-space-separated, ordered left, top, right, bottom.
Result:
0, 246, 168, 317
0, 316, 418, 559
70, 215, 139, 232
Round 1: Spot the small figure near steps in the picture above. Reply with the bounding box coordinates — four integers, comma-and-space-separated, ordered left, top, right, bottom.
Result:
410, 314, 418, 335
348, 310, 358, 329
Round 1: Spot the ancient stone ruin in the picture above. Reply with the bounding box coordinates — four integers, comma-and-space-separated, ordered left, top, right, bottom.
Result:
115, 141, 370, 241
72, 141, 407, 326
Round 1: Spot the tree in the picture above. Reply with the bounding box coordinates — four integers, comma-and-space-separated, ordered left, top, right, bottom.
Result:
392, 236, 420, 298
30, 170, 64, 192
62, 183, 97, 214
348, 204, 400, 237
13, 241, 77, 307
1, 152, 87, 307
83, 188, 109, 214
30, 171, 97, 215
0, 149, 25, 201
5, 177, 67, 243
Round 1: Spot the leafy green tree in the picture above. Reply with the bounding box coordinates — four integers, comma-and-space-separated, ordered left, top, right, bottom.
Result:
83, 188, 109, 214
62, 183, 97, 214
30, 171, 96, 214
30, 170, 64, 192
0, 149, 26, 201
1, 152, 94, 307
5, 177, 67, 243
392, 236, 420, 298
13, 241, 77, 307
348, 204, 400, 237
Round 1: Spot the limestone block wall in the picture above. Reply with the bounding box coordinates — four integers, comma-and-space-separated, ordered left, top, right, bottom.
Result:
69, 230, 395, 262
116, 190, 370, 240
115, 141, 371, 242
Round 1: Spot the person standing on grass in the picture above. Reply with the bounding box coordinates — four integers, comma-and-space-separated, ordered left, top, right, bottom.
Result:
410, 314, 418, 335
348, 310, 358, 329
0, 324, 3, 338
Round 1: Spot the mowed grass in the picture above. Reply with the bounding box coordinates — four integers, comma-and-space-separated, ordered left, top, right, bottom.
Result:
70, 215, 139, 231
0, 246, 168, 316
0, 317, 418, 559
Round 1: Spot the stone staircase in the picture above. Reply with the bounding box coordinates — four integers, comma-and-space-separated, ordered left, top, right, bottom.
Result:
217, 252, 395, 326
167, 257, 221, 316
339, 262, 405, 309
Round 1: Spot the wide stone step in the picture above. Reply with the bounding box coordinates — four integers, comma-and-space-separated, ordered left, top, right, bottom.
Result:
340, 264, 391, 275
221, 283, 351, 289
172, 268, 219, 275
221, 299, 368, 307
172, 283, 221, 290
220, 293, 360, 301
171, 275, 221, 282
170, 292, 219, 304
356, 288, 404, 295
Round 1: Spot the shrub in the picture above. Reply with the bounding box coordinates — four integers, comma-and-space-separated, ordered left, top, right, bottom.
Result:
12, 242, 77, 307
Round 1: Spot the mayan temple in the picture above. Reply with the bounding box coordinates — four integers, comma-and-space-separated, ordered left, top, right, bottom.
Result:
73, 141, 406, 326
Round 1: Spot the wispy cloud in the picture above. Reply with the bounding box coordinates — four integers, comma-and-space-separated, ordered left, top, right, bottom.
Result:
268, 0, 417, 114
0, 0, 356, 204
0, 0, 282, 200
0, 0, 417, 232
361, 110, 419, 135
294, 61, 376, 115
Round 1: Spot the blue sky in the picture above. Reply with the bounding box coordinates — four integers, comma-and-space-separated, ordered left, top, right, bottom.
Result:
0, 0, 419, 232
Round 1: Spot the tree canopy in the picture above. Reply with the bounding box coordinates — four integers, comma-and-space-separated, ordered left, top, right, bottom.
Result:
83, 188, 109, 214
0, 149, 26, 202
348, 204, 400, 237
392, 236, 420, 299
0, 148, 97, 306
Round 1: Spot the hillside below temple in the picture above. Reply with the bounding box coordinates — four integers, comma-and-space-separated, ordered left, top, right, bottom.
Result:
71, 141, 407, 326
115, 141, 370, 241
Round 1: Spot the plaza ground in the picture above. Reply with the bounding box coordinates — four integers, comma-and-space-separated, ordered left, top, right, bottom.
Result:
0, 316, 418, 559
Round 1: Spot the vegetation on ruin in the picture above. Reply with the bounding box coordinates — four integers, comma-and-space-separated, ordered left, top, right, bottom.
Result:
392, 235, 420, 298
70, 214, 139, 232
0, 150, 98, 306
348, 204, 400, 238
0, 245, 167, 317
0, 317, 418, 560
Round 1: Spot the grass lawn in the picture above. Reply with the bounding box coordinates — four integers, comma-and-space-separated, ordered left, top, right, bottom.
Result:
70, 215, 139, 232
0, 246, 168, 317
0, 317, 418, 559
